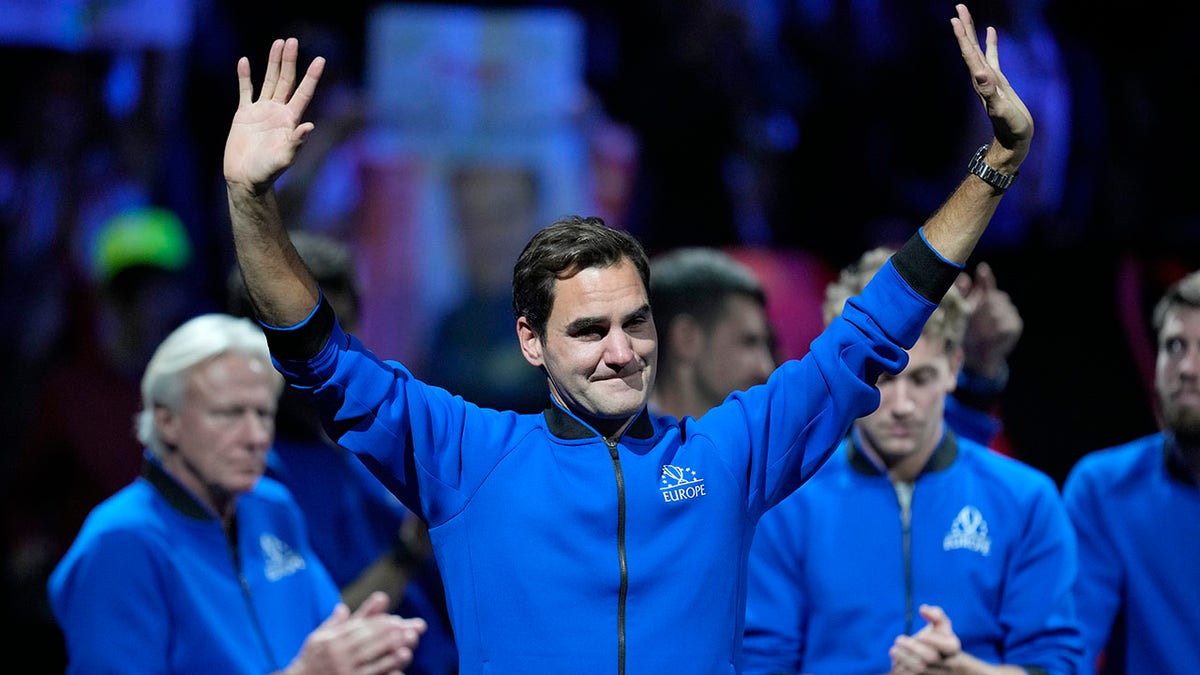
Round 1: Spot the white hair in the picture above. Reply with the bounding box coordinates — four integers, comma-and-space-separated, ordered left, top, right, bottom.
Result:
136, 313, 282, 457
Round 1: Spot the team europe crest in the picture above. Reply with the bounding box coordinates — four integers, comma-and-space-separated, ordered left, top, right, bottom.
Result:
659, 465, 707, 503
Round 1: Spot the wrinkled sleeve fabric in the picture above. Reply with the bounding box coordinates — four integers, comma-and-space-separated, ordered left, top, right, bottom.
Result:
268, 299, 517, 525
703, 232, 959, 515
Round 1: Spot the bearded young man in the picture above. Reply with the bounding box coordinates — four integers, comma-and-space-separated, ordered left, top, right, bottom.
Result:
1063, 270, 1200, 675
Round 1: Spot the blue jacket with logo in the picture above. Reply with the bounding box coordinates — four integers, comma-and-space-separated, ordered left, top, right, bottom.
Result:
1063, 431, 1200, 675
267, 234, 953, 674
48, 455, 341, 674
743, 430, 1082, 675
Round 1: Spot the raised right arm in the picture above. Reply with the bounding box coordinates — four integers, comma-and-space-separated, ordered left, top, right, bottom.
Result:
224, 37, 325, 327
915, 4, 1034, 266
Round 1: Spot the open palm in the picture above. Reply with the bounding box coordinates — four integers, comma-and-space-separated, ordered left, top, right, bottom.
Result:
223, 38, 325, 191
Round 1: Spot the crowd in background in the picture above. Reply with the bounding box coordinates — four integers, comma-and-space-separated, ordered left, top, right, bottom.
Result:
2, 0, 1200, 667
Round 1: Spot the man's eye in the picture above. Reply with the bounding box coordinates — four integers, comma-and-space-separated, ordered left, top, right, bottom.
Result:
1164, 338, 1186, 356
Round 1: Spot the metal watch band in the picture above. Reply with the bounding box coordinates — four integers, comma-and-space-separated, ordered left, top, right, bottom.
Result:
966, 144, 1017, 191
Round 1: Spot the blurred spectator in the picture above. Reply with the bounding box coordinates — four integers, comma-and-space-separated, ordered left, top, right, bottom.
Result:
47, 312, 425, 673
423, 162, 548, 413
744, 247, 1080, 674
1063, 269, 1200, 674
647, 246, 774, 419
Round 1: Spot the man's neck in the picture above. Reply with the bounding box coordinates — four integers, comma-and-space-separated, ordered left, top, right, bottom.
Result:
854, 427, 938, 484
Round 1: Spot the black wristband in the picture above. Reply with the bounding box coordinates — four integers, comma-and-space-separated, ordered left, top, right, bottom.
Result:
260, 295, 336, 361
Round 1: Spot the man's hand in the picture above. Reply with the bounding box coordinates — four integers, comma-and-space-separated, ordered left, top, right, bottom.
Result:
888, 604, 961, 675
282, 591, 428, 675
957, 262, 1023, 379
950, 4, 1033, 168
888, 604, 1030, 675
224, 37, 325, 194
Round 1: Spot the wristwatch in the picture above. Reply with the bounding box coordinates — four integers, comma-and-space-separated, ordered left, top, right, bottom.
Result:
966, 144, 1017, 191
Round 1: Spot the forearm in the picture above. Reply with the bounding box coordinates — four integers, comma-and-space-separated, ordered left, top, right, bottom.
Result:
920, 142, 1018, 265
227, 183, 321, 326
340, 555, 411, 611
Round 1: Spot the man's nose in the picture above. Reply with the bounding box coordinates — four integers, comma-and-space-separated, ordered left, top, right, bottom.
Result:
886, 380, 917, 414
603, 329, 636, 368
239, 411, 274, 444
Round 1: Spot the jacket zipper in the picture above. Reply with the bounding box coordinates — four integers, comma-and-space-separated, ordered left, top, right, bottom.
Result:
606, 437, 627, 675
894, 481, 915, 635
228, 524, 277, 671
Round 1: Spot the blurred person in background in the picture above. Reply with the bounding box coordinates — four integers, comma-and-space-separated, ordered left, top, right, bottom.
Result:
743, 247, 1080, 675
47, 313, 425, 673
423, 162, 548, 414
647, 246, 774, 420
1063, 269, 1200, 674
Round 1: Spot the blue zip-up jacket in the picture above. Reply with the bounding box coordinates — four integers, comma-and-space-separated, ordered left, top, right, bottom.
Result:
743, 431, 1081, 675
48, 455, 341, 674
1062, 431, 1200, 675
266, 234, 955, 674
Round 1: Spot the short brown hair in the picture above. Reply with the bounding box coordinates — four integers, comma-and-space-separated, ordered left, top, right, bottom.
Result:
1152, 270, 1200, 338
511, 216, 650, 338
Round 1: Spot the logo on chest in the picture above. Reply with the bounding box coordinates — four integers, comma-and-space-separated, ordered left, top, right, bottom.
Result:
261, 533, 307, 581
942, 505, 991, 556
659, 464, 707, 503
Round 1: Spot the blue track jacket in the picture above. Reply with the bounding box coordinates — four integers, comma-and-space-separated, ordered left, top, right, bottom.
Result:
48, 455, 341, 674
1063, 432, 1200, 675
265, 234, 955, 674
743, 431, 1082, 675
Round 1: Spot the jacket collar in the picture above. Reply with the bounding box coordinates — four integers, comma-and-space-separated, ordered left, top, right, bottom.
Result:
847, 426, 959, 477
141, 454, 217, 521
543, 403, 655, 441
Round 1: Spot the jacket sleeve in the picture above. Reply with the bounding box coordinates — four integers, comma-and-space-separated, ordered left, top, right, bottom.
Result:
1061, 456, 1123, 671
270, 312, 519, 525
48, 529, 173, 673
742, 489, 809, 675
701, 232, 956, 514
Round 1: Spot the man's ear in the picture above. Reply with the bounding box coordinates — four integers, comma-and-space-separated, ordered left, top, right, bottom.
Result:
517, 317, 544, 367
670, 314, 706, 362
155, 405, 181, 448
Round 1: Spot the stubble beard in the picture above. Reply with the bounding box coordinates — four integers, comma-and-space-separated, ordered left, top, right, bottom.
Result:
1161, 397, 1200, 446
